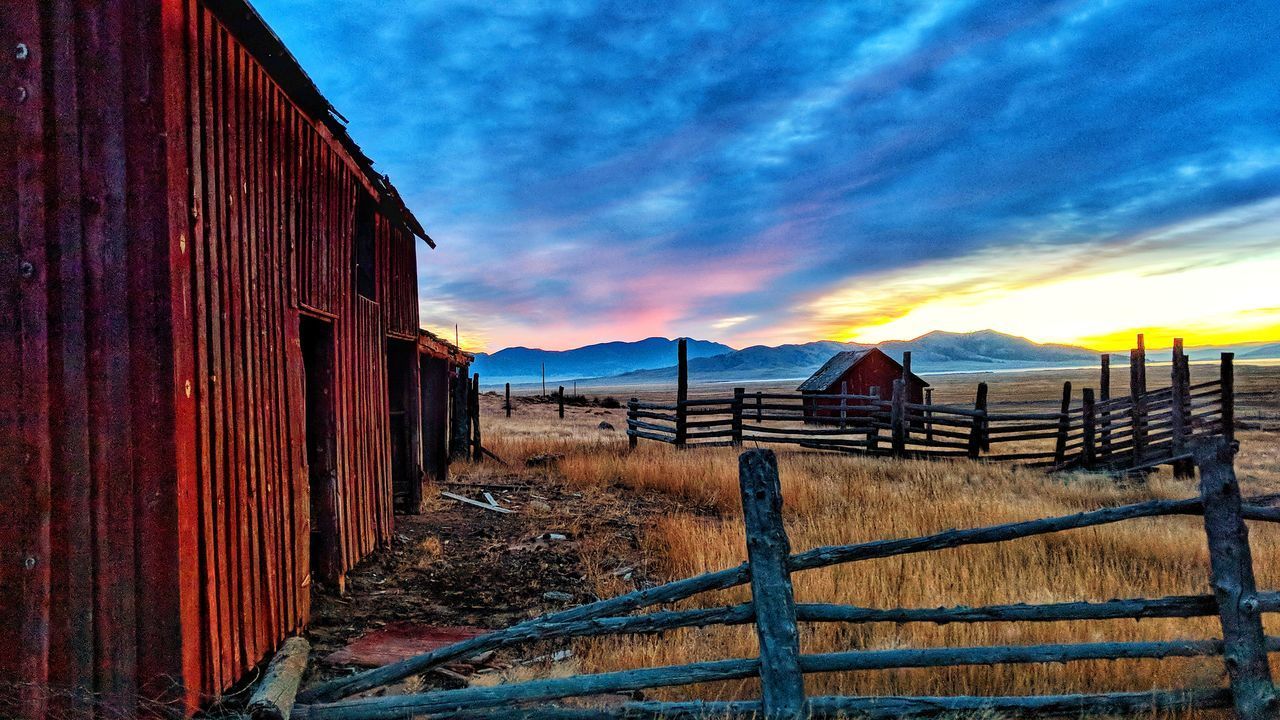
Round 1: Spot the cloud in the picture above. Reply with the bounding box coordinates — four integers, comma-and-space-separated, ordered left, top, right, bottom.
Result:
255, 0, 1280, 350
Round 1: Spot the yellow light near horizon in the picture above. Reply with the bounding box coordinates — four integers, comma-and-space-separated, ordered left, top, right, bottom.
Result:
837, 255, 1280, 349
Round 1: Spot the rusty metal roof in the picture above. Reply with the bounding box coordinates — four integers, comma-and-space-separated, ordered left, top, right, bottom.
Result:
209, 0, 434, 246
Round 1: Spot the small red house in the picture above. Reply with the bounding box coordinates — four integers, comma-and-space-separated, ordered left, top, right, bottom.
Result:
798, 349, 929, 421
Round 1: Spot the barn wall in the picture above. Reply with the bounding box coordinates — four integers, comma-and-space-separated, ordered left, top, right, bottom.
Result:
181, 0, 403, 697
1, 0, 422, 714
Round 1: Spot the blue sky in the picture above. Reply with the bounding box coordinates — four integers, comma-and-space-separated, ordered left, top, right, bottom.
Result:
255, 0, 1280, 351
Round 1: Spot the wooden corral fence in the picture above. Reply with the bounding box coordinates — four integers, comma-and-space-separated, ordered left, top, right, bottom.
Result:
628, 339, 1235, 476
281, 439, 1276, 719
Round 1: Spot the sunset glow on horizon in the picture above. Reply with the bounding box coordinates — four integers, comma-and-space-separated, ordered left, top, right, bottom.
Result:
256, 1, 1280, 354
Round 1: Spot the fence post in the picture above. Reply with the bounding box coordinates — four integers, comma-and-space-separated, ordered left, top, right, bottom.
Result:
1100, 354, 1112, 463
450, 370, 471, 461
1171, 339, 1191, 477
505, 382, 512, 418
738, 450, 805, 719
1222, 352, 1235, 448
1053, 381, 1072, 466
1082, 388, 1097, 470
1195, 438, 1277, 719
756, 391, 763, 424
890, 378, 906, 457
838, 381, 848, 430
925, 388, 934, 443
558, 386, 565, 420
676, 338, 688, 449
1130, 346, 1147, 465
968, 382, 988, 460
627, 398, 638, 450
471, 374, 482, 462
732, 387, 745, 447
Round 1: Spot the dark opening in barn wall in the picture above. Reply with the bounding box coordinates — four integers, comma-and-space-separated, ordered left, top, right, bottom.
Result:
420, 355, 451, 487
301, 315, 340, 590
354, 192, 378, 301
386, 338, 421, 512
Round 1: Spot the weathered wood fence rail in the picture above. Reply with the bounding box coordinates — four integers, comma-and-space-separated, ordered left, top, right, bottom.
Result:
627, 341, 1235, 476
290, 439, 1276, 719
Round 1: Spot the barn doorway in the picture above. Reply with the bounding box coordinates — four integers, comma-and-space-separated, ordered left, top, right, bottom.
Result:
420, 355, 450, 486
386, 338, 420, 512
300, 315, 341, 588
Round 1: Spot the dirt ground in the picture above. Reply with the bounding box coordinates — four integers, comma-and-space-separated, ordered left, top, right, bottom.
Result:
299, 433, 680, 698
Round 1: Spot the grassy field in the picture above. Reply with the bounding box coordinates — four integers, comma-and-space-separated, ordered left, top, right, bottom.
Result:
471, 363, 1280, 713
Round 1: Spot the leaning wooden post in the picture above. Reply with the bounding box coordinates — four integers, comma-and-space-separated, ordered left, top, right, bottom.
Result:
248, 636, 310, 720
890, 378, 907, 457
1130, 346, 1147, 464
675, 338, 688, 449
1195, 438, 1278, 719
627, 398, 638, 450
968, 382, 988, 460
737, 450, 805, 719
1082, 389, 1097, 470
1053, 381, 1072, 466
1222, 352, 1235, 448
732, 387, 745, 447
1100, 354, 1112, 462
504, 382, 512, 418
471, 374, 482, 462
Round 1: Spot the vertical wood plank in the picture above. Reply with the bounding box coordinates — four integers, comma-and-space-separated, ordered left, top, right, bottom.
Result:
1221, 352, 1235, 448
1171, 339, 1192, 477
676, 338, 688, 448
890, 378, 906, 457
1082, 388, 1097, 470
627, 398, 638, 450
2, 2, 52, 714
472, 374, 482, 462
558, 385, 565, 420
1053, 381, 1072, 465
1129, 346, 1146, 465
968, 382, 988, 459
1195, 438, 1277, 719
738, 450, 804, 719
1099, 354, 1112, 463
924, 387, 933, 443
732, 387, 745, 446
505, 382, 511, 418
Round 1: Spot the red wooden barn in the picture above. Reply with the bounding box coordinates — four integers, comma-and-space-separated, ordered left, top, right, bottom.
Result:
1, 1, 471, 716
798, 349, 929, 420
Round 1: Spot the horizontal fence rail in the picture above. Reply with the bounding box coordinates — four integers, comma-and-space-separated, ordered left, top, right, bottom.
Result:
292, 439, 1276, 720
626, 350, 1236, 477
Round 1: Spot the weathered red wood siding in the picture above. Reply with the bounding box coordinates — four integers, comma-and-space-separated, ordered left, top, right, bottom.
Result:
1, 0, 428, 715
2, 1, 194, 716
182, 0, 408, 698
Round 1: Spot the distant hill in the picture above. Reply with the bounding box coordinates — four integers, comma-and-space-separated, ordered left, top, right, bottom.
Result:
1243, 342, 1280, 359
471, 336, 733, 384
578, 330, 1100, 387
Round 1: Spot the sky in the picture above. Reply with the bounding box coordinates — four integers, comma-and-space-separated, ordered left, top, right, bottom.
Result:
254, 0, 1280, 353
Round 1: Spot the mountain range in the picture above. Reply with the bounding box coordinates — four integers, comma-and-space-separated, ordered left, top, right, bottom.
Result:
470, 337, 731, 384
473, 330, 1278, 387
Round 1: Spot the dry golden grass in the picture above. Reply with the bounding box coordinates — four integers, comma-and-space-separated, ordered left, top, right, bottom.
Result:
473, 366, 1280, 713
